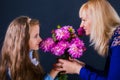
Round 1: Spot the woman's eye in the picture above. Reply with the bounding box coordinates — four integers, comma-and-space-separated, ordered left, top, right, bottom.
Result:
82, 19, 86, 21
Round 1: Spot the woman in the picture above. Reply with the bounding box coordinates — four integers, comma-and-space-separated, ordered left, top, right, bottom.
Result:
0, 16, 59, 80
56, 0, 120, 80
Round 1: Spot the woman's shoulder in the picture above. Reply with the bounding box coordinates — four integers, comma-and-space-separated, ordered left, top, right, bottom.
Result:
113, 26, 120, 36
111, 26, 120, 47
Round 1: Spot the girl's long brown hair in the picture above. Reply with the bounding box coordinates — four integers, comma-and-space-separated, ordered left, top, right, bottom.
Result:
0, 16, 44, 80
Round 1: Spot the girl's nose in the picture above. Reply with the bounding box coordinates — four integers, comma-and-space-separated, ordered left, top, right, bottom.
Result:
39, 36, 42, 42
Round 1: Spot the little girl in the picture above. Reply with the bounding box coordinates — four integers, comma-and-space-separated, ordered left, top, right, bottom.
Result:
0, 16, 59, 80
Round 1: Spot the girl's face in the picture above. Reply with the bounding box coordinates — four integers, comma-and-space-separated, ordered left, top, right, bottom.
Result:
29, 25, 42, 50
80, 10, 91, 35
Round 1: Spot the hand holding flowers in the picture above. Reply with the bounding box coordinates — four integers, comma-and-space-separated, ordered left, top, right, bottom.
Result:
40, 25, 86, 80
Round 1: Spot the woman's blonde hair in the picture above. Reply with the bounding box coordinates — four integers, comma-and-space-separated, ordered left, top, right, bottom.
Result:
79, 0, 120, 56
0, 16, 44, 80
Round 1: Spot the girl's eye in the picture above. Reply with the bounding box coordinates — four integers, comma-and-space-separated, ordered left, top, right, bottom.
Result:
34, 34, 38, 38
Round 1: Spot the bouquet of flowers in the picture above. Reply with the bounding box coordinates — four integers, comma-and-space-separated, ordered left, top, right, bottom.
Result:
40, 25, 86, 80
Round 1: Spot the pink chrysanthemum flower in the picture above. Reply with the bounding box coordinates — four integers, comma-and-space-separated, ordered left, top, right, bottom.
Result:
68, 44, 83, 58
51, 41, 69, 56
62, 26, 76, 36
40, 37, 55, 52
68, 37, 85, 58
55, 26, 71, 41
62, 26, 74, 31
70, 37, 85, 47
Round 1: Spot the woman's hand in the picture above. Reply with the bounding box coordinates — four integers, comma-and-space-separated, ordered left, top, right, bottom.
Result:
55, 58, 85, 74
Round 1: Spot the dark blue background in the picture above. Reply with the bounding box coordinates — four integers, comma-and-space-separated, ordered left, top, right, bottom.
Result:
0, 0, 120, 80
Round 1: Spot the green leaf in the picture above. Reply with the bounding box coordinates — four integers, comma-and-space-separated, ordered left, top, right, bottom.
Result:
58, 74, 68, 80
57, 25, 61, 28
52, 33, 56, 41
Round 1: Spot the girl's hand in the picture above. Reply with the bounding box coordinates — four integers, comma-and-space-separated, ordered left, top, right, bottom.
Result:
49, 68, 60, 79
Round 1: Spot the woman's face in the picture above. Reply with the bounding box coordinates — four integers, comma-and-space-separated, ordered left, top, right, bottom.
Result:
80, 10, 91, 35
29, 25, 42, 50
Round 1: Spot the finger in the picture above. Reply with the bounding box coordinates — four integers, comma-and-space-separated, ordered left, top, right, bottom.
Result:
53, 63, 62, 68
74, 59, 85, 65
74, 59, 80, 62
55, 67, 64, 71
58, 59, 67, 63
69, 57, 74, 61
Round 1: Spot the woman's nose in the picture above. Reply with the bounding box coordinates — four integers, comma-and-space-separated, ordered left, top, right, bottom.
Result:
80, 22, 84, 27
80, 22, 83, 27
80, 23, 84, 28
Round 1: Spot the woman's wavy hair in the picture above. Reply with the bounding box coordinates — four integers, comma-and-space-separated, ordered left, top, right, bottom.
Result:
0, 16, 44, 80
79, 0, 120, 56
